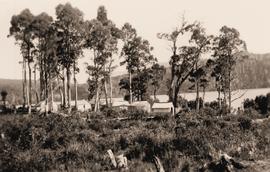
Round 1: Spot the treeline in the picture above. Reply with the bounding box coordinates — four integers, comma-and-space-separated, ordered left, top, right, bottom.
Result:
147, 55, 270, 95
8, 3, 165, 114
9, 3, 268, 114
1, 55, 270, 105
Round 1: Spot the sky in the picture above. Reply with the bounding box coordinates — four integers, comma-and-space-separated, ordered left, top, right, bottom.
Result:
0, 0, 269, 83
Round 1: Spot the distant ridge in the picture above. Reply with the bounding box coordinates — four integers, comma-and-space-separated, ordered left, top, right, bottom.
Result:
248, 53, 270, 59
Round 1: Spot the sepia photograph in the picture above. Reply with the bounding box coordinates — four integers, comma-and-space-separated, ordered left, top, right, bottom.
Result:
1, 0, 270, 171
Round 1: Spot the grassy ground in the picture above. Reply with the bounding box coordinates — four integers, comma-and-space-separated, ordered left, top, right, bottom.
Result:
0, 109, 270, 171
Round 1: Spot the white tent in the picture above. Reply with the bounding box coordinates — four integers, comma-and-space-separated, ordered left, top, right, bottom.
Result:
71, 99, 91, 112
129, 101, 151, 113
36, 100, 58, 113
112, 101, 130, 110
152, 102, 174, 115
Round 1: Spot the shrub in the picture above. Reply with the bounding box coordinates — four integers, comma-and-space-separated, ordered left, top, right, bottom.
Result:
210, 100, 219, 110
244, 92, 270, 116
187, 98, 203, 110
244, 98, 255, 109
101, 106, 121, 118
126, 109, 149, 120
255, 95, 268, 114
238, 116, 252, 130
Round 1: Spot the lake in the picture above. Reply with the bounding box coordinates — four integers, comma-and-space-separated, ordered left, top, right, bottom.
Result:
154, 88, 270, 109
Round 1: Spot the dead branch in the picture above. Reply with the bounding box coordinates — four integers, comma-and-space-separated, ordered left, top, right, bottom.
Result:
231, 89, 248, 103
154, 156, 165, 172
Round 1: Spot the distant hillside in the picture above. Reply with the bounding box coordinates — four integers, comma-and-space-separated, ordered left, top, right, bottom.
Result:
102, 52, 270, 97
1, 52, 270, 104
248, 53, 270, 59
0, 79, 23, 104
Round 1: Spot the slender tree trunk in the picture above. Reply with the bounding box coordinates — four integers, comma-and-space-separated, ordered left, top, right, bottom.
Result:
93, 50, 100, 112
104, 80, 109, 106
44, 57, 48, 116
27, 61, 31, 114
109, 74, 113, 106
170, 77, 178, 107
202, 87, 206, 108
173, 84, 180, 108
168, 87, 174, 105
73, 63, 78, 110
38, 39, 44, 101
62, 68, 67, 108
195, 81, 200, 111
223, 89, 227, 108
39, 57, 44, 101
45, 81, 48, 116
169, 41, 177, 106
22, 59, 26, 108
45, 96, 48, 116
195, 63, 200, 111
94, 86, 99, 112
34, 65, 39, 104
50, 77, 54, 112
57, 77, 64, 106
154, 87, 157, 100
97, 91, 100, 111
218, 86, 221, 109
59, 88, 63, 106
27, 63, 32, 104
228, 71, 232, 113
108, 57, 113, 107
66, 67, 71, 112
129, 72, 132, 104
26, 74, 30, 113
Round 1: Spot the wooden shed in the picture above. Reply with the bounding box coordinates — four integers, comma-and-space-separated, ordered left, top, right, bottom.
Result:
129, 101, 151, 113
112, 101, 130, 110
152, 102, 174, 115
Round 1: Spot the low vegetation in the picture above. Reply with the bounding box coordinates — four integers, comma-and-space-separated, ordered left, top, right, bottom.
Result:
1, 107, 270, 171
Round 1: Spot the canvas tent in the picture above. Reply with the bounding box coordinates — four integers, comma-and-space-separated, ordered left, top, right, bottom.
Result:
152, 102, 175, 115
36, 100, 58, 113
129, 101, 151, 113
71, 99, 91, 112
112, 101, 130, 110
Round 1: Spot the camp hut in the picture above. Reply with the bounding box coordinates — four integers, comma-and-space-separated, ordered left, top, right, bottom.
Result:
36, 100, 58, 113
152, 102, 175, 115
71, 99, 91, 112
112, 101, 130, 110
129, 101, 151, 113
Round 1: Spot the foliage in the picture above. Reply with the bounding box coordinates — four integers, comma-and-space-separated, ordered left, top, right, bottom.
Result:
244, 92, 270, 115
85, 6, 121, 110
119, 68, 152, 101
157, 17, 195, 107
120, 23, 156, 102
188, 23, 213, 110
212, 26, 247, 110
1, 90, 8, 104
149, 63, 166, 99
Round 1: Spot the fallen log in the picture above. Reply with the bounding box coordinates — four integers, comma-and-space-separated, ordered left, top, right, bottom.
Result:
116, 154, 128, 169
200, 153, 246, 172
107, 149, 128, 170
154, 156, 165, 172
107, 149, 117, 168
